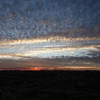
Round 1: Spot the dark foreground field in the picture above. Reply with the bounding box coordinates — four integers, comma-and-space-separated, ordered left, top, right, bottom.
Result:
0, 71, 100, 100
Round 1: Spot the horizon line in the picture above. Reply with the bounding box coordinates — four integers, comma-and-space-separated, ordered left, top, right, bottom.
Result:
0, 66, 100, 71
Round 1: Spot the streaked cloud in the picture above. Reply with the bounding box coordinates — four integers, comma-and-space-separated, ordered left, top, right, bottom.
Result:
0, 38, 100, 59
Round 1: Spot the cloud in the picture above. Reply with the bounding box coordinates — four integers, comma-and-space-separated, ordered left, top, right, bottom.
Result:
0, 39, 100, 60
0, 0, 100, 40
0, 0, 100, 69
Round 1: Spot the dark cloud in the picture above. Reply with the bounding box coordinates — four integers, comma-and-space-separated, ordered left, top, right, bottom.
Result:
0, 55, 100, 68
88, 50, 100, 58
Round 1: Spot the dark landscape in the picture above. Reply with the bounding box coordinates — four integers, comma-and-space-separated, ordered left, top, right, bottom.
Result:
0, 71, 100, 100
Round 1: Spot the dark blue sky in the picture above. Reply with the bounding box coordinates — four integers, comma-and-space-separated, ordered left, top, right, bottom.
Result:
0, 0, 100, 39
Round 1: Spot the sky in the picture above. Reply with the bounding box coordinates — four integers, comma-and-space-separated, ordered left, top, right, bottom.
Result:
0, 0, 100, 70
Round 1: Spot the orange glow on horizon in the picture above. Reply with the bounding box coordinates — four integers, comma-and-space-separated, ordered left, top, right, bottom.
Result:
0, 66, 100, 71
28, 67, 44, 71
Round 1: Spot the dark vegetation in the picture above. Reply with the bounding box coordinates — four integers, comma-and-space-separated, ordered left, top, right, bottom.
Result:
0, 71, 100, 100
